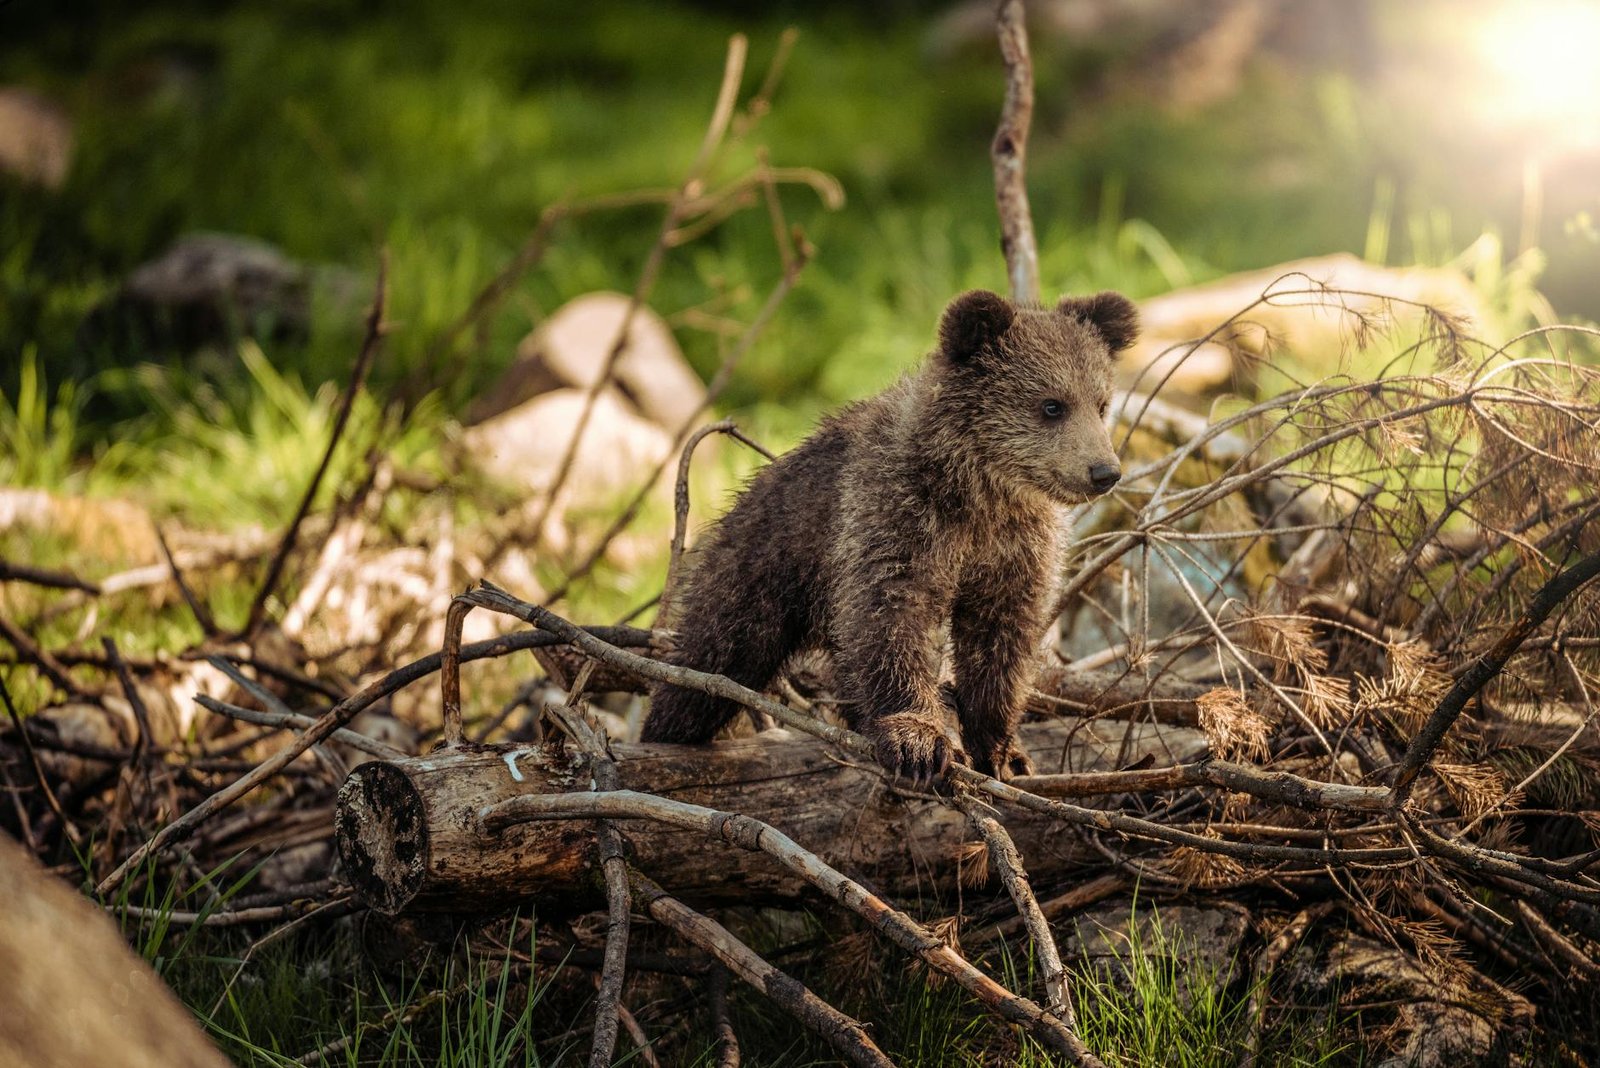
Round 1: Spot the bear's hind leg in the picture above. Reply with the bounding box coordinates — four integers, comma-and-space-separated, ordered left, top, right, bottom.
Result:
642, 556, 809, 744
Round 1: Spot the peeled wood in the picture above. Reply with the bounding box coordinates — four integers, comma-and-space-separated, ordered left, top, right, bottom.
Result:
336, 716, 1207, 915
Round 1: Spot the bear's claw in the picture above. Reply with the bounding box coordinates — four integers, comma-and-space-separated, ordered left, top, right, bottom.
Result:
972, 741, 1034, 781
999, 743, 1034, 780
871, 712, 967, 785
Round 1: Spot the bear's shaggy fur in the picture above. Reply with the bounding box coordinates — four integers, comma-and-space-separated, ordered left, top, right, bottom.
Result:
642, 289, 1138, 779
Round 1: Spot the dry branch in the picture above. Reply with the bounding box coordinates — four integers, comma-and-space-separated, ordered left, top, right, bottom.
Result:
629, 871, 892, 1068
544, 695, 633, 1068
954, 791, 1098, 1064
488, 791, 1095, 1063
244, 255, 388, 636
708, 964, 740, 1068
1392, 546, 1600, 804
991, 0, 1039, 302
0, 557, 100, 594
661, 421, 774, 626
154, 522, 219, 637
0, 611, 87, 698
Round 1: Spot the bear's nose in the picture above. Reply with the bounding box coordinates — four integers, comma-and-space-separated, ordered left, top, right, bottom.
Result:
1089, 462, 1121, 493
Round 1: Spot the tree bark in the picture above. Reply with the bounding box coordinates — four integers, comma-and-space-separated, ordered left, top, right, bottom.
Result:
336, 716, 1207, 915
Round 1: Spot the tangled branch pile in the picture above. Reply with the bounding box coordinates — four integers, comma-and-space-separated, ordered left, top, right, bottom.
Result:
4, 23, 1600, 1068
5, 272, 1599, 1065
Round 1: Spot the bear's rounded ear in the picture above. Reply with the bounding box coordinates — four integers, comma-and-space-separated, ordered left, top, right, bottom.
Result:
1058, 291, 1140, 354
939, 290, 1014, 362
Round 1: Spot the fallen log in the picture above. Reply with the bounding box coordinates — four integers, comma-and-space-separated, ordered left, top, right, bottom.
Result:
336, 716, 1207, 915
1032, 663, 1206, 726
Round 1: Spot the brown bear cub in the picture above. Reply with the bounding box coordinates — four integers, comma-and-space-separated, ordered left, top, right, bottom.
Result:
642, 289, 1137, 780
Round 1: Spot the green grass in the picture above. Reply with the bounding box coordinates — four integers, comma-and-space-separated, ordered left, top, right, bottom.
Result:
99, 880, 1355, 1067
1068, 906, 1348, 1068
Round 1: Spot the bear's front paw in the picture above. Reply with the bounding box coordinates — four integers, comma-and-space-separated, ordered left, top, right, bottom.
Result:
870, 712, 967, 784
973, 741, 1034, 781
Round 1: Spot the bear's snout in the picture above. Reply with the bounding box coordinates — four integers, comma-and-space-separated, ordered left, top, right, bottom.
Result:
1089, 462, 1121, 494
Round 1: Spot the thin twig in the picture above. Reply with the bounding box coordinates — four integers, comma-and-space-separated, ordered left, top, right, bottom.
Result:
992, 0, 1040, 303
0, 674, 78, 843
0, 558, 100, 594
194, 694, 404, 761
101, 637, 155, 765
602, 976, 661, 1068
440, 593, 471, 745
709, 964, 740, 1068
628, 870, 893, 1068
244, 254, 388, 636
954, 791, 1098, 1063
0, 612, 88, 698
116, 893, 356, 929
153, 522, 218, 636
659, 420, 774, 627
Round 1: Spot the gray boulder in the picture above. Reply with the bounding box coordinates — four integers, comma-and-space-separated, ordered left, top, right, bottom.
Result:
82, 232, 313, 354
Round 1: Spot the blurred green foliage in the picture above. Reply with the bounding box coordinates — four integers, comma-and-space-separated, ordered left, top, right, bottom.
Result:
0, 0, 1399, 425
6, 1, 1593, 459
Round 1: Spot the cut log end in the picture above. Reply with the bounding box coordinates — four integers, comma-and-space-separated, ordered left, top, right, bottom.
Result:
337, 761, 428, 915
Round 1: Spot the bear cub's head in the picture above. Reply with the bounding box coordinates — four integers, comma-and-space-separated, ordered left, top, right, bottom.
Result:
934, 288, 1138, 504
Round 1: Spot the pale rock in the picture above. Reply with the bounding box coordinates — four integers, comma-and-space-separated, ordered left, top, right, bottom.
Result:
1127, 253, 1489, 397
0, 87, 73, 188
81, 233, 313, 353
471, 292, 705, 429
32, 703, 126, 789
458, 386, 674, 501
1321, 933, 1532, 1067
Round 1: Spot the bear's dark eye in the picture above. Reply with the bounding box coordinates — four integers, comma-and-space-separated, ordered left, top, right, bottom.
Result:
1042, 399, 1066, 420
1098, 399, 1110, 418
